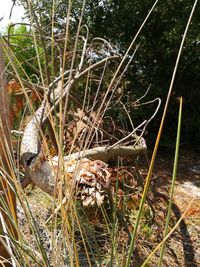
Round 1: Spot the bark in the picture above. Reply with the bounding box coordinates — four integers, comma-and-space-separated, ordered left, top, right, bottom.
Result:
22, 144, 147, 197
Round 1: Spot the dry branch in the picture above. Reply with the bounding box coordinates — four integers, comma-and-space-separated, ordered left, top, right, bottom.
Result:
60, 143, 147, 162
19, 41, 147, 205
20, 55, 119, 162
22, 143, 146, 202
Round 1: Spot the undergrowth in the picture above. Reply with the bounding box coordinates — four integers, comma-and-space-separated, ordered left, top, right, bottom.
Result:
0, 0, 198, 266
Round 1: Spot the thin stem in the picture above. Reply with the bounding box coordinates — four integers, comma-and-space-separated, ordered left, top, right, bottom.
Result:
141, 196, 195, 266
125, 0, 198, 266
158, 97, 182, 266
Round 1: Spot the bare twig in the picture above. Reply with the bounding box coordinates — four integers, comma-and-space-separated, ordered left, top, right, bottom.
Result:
59, 144, 147, 162
108, 121, 147, 149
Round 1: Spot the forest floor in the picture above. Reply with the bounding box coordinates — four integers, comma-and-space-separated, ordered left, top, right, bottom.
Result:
142, 154, 200, 267
17, 153, 200, 267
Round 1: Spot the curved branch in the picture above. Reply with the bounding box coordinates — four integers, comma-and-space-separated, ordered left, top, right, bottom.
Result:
57, 143, 147, 162
20, 54, 119, 166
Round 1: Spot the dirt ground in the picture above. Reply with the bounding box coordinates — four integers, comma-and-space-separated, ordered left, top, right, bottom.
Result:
147, 155, 200, 267
17, 154, 200, 266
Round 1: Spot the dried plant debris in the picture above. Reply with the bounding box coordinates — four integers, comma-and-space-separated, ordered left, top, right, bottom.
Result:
52, 158, 111, 206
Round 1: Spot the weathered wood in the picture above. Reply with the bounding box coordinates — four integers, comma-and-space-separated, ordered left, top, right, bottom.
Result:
19, 51, 147, 201
61, 143, 147, 162
23, 143, 146, 197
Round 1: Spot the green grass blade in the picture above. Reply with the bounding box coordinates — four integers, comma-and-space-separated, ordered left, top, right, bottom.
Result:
158, 97, 182, 267
125, 0, 198, 264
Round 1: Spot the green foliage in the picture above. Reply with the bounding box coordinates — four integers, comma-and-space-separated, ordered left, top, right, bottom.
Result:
17, 0, 200, 149
6, 24, 40, 81
83, 0, 200, 149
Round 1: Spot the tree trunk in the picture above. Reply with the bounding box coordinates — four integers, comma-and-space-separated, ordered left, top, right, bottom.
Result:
0, 38, 17, 266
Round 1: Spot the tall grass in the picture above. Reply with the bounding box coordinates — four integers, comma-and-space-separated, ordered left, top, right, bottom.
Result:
0, 0, 198, 266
